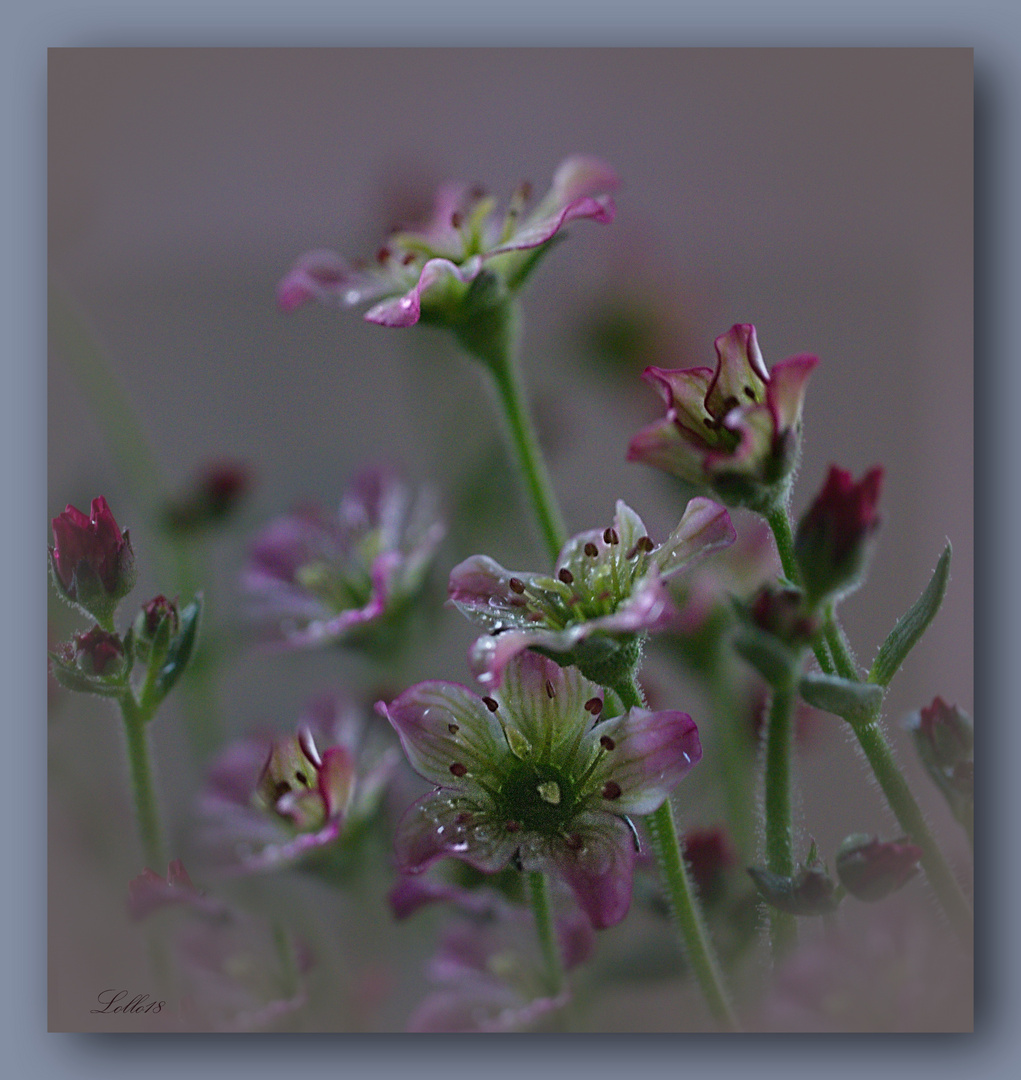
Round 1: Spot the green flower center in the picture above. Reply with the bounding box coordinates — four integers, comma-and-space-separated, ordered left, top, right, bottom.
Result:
492, 760, 579, 837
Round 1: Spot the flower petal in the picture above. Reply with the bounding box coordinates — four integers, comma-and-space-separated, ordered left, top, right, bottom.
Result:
364, 256, 479, 327
706, 324, 770, 417
766, 352, 819, 432
378, 680, 509, 787
393, 792, 517, 874
447, 554, 538, 634
590, 709, 702, 815
547, 812, 637, 929
626, 416, 708, 485
652, 497, 736, 579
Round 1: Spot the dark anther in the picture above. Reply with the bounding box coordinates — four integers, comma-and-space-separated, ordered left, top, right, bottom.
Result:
505, 820, 522, 833
744, 385, 757, 400
450, 762, 468, 777
601, 780, 622, 800
584, 696, 603, 714
599, 735, 616, 751
448, 723, 459, 734
402, 251, 416, 266
639, 536, 655, 553
528, 612, 546, 622
584, 542, 599, 557
376, 246, 391, 264
558, 568, 574, 585
294, 771, 308, 786
451, 211, 463, 229
509, 577, 526, 594
604, 527, 619, 545
482, 697, 499, 712
545, 679, 556, 699
563, 832, 584, 852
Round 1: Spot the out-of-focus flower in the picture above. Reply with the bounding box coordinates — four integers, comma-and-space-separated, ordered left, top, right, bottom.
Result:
683, 827, 738, 904
378, 652, 702, 929
905, 697, 973, 833
128, 859, 227, 921
163, 460, 252, 534
794, 465, 884, 605
49, 496, 136, 623
277, 156, 618, 329
407, 886, 592, 1032
449, 497, 734, 689
835, 834, 923, 902
199, 695, 399, 875
242, 468, 444, 650
627, 324, 818, 513
753, 899, 973, 1032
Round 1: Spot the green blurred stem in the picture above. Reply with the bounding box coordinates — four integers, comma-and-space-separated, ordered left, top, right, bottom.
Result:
761, 672, 798, 960
119, 695, 165, 867
852, 712, 973, 947
615, 676, 739, 1030
822, 604, 858, 680
456, 301, 567, 563
528, 871, 564, 997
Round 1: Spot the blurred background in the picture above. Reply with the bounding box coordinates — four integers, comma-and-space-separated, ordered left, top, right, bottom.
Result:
47, 48, 972, 1031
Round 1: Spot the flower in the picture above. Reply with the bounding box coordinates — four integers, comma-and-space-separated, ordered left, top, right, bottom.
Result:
407, 886, 593, 1033
905, 697, 973, 830
835, 834, 923, 902
242, 468, 444, 650
127, 859, 227, 921
794, 465, 883, 605
49, 625, 129, 693
627, 324, 818, 512
449, 496, 735, 689
49, 496, 136, 621
163, 460, 252, 534
377, 652, 702, 929
277, 156, 617, 329
199, 695, 399, 875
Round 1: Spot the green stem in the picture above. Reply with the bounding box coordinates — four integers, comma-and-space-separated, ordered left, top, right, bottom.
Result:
853, 714, 973, 947
764, 505, 834, 676
527, 871, 564, 997
456, 301, 567, 563
119, 695, 165, 867
762, 673, 798, 960
615, 676, 739, 1030
823, 605, 858, 680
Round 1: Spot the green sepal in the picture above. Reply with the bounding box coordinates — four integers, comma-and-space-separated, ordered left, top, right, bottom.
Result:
143, 593, 202, 711
868, 543, 951, 687
732, 624, 799, 687
746, 860, 843, 916
799, 671, 884, 726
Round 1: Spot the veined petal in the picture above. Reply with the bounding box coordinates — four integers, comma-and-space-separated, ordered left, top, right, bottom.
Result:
706, 324, 770, 416
642, 365, 717, 439
489, 194, 616, 255
589, 709, 702, 815
447, 554, 539, 633
547, 812, 637, 929
652, 497, 736, 579
705, 403, 774, 476
277, 249, 392, 313
555, 499, 647, 580
626, 416, 709, 485
767, 353, 819, 431
542, 155, 620, 213
378, 680, 509, 787
494, 652, 599, 759
394, 792, 517, 874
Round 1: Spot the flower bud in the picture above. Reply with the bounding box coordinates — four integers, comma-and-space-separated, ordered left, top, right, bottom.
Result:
50, 626, 130, 695
747, 842, 841, 916
163, 461, 251, 534
131, 594, 180, 664
835, 834, 922, 902
794, 466, 883, 607
905, 697, 973, 828
49, 497, 136, 623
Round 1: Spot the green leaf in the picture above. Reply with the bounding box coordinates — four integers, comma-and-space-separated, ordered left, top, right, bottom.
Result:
732, 625, 798, 686
868, 543, 951, 687
148, 593, 203, 710
800, 671, 884, 726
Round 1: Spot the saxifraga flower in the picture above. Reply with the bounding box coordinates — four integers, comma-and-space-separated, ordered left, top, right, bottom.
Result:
277, 156, 618, 329
242, 468, 444, 649
449, 496, 734, 689
377, 652, 702, 929
627, 323, 818, 512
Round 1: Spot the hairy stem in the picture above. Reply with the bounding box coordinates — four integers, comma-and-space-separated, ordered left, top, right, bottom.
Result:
119, 695, 165, 867
528, 871, 565, 997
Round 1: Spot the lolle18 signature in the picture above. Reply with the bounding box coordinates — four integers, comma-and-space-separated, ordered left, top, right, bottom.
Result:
91, 989, 166, 1014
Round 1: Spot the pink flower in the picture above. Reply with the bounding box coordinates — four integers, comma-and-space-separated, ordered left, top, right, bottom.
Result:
242, 468, 444, 650
377, 652, 702, 929
407, 886, 593, 1032
835, 834, 923, 902
628, 324, 818, 512
449, 496, 734, 689
277, 156, 618, 328
49, 496, 136, 621
794, 465, 884, 604
127, 859, 227, 921
199, 695, 399, 875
